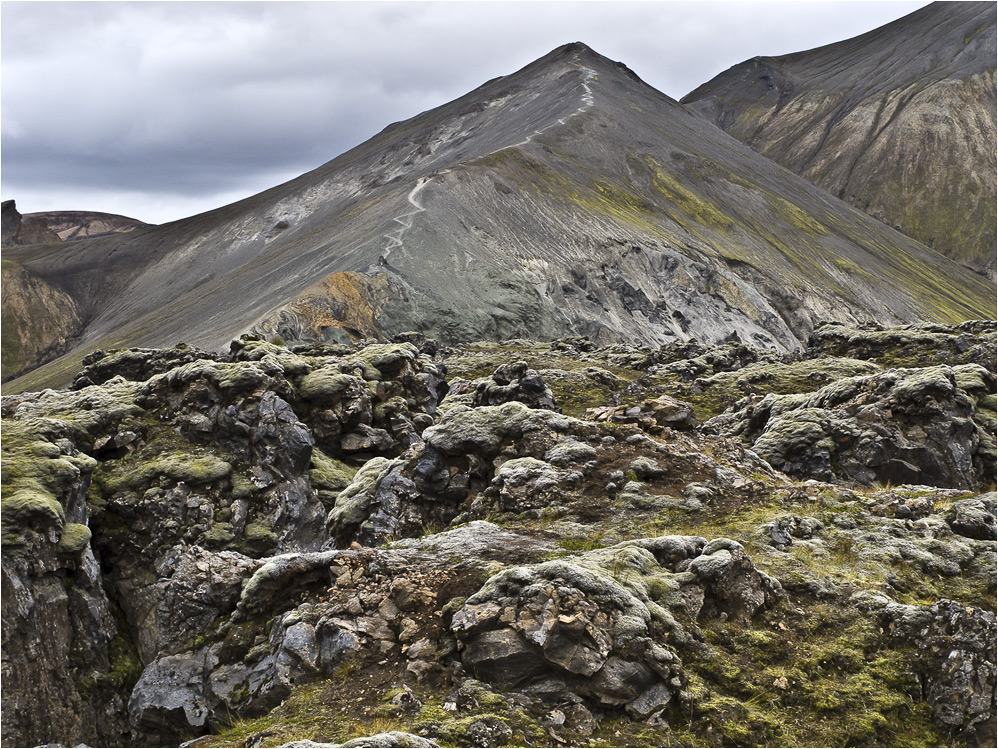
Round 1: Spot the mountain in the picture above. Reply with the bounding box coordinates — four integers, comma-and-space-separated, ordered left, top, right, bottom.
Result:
2, 42, 994, 392
2, 200, 60, 246
682, 1, 997, 278
1, 199, 147, 247
22, 209, 148, 242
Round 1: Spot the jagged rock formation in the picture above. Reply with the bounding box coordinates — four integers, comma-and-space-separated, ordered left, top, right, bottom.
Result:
2, 336, 445, 746
1, 199, 146, 248
2, 323, 995, 748
859, 594, 997, 742
3, 42, 994, 392
683, 1, 997, 277
705, 361, 997, 488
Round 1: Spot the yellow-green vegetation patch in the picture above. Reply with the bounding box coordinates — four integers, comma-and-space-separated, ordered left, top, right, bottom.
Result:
0, 309, 23, 377
621, 357, 883, 421
540, 367, 633, 418
643, 155, 734, 232
298, 368, 361, 400
686, 603, 945, 747
830, 255, 875, 279
762, 192, 827, 237
556, 531, 607, 551
195, 677, 547, 748
2, 488, 66, 527
94, 452, 231, 495
309, 449, 358, 493
193, 681, 353, 747
442, 340, 646, 417
239, 520, 279, 556
1, 418, 100, 545
2, 428, 90, 495
2, 347, 93, 395
472, 147, 668, 236
56, 522, 92, 553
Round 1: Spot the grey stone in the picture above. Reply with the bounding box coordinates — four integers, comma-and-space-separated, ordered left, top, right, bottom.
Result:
128, 653, 210, 742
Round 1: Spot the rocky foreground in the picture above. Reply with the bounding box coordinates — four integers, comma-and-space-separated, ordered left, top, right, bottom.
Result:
2, 321, 995, 747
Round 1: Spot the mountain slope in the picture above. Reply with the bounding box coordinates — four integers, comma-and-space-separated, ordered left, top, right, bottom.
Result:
3, 43, 994, 393
682, 1, 997, 277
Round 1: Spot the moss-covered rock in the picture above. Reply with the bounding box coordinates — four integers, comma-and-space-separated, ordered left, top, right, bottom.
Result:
423, 401, 575, 456
709, 364, 997, 488
298, 368, 365, 401
3, 323, 996, 748
97, 452, 232, 494
56, 522, 92, 553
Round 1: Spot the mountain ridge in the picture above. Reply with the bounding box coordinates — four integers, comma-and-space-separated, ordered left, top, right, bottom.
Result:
682, 1, 997, 277
1, 200, 147, 247
3, 40, 994, 393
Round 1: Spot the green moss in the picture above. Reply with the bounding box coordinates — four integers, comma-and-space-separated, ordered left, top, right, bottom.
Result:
203, 523, 235, 547
106, 632, 143, 690
347, 343, 418, 378
557, 534, 606, 551
240, 520, 278, 556
308, 450, 358, 494
98, 452, 231, 494
298, 368, 360, 400
630, 357, 881, 421
230, 472, 256, 499
2, 488, 66, 528
443, 341, 645, 419
57, 522, 92, 553
685, 604, 949, 747
1, 421, 95, 500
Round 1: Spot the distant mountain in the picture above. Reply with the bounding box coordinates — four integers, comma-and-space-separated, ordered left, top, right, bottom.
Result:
2, 200, 60, 247
682, 1, 997, 278
2, 42, 994, 391
1, 200, 147, 248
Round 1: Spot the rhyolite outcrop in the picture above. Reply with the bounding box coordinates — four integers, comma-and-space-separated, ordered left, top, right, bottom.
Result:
2, 323, 995, 748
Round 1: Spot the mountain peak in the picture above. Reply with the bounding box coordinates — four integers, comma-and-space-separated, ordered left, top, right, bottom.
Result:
523, 41, 646, 84
3, 29, 993, 392
682, 0, 996, 278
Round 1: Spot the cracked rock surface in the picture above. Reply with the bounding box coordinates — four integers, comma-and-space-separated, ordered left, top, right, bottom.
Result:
2, 324, 995, 748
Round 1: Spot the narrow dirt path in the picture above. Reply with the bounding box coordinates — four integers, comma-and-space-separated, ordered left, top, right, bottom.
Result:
380, 66, 597, 261
500, 66, 596, 152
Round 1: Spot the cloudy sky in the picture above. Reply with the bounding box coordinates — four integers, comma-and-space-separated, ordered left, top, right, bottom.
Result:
2, 0, 929, 225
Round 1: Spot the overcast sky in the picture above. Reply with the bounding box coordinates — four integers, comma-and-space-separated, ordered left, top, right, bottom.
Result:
2, 0, 929, 225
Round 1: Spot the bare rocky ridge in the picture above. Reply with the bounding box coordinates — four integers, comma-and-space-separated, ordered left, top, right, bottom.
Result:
682, 1, 997, 278
2, 199, 60, 247
3, 42, 994, 392
1, 323, 995, 748
25, 209, 148, 242
1, 199, 147, 248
